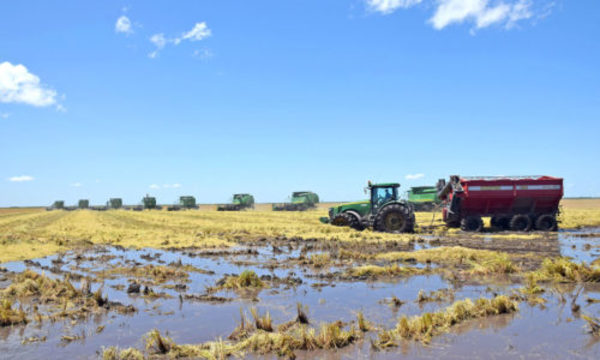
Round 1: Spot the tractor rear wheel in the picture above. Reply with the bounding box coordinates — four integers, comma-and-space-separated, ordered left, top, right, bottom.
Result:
510, 214, 532, 232
535, 214, 557, 231
461, 216, 483, 232
331, 212, 364, 231
374, 204, 414, 233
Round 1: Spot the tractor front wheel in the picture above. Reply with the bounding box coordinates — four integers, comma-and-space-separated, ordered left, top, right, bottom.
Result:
374, 204, 414, 233
331, 213, 364, 231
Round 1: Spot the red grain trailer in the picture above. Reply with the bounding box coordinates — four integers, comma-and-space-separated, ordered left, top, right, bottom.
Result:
437, 175, 563, 232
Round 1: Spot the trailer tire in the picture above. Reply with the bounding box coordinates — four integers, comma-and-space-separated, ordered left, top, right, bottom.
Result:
535, 214, 557, 231
461, 216, 483, 232
374, 204, 414, 233
510, 214, 532, 232
491, 216, 510, 230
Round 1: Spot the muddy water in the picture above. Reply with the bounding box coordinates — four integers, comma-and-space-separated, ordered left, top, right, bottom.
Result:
0, 229, 599, 359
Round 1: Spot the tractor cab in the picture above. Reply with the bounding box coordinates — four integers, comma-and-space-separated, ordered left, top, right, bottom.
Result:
367, 182, 400, 214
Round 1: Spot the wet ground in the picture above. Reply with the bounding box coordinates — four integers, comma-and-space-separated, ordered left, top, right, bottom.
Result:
1, 228, 600, 359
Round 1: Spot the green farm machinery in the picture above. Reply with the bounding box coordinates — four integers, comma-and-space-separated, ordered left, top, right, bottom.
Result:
407, 185, 441, 211
107, 198, 123, 209
273, 191, 319, 211
142, 195, 161, 210
320, 181, 415, 233
46, 200, 65, 211
168, 196, 198, 211
218, 194, 255, 211
78, 199, 89, 209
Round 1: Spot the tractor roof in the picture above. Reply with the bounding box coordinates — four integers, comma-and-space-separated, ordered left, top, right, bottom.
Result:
370, 182, 400, 188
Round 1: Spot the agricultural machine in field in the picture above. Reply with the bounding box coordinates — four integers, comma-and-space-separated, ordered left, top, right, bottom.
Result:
107, 198, 123, 209
46, 201, 65, 211
407, 186, 441, 211
78, 199, 89, 209
273, 191, 319, 211
217, 194, 255, 211
142, 195, 161, 210
437, 175, 563, 232
320, 182, 415, 233
167, 196, 198, 211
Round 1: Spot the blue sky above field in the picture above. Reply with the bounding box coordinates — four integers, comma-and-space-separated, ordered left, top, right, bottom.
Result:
1, 0, 599, 206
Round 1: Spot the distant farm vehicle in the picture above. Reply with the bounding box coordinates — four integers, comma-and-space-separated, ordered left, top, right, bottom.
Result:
142, 195, 161, 210
78, 199, 89, 209
218, 194, 255, 211
320, 182, 415, 233
168, 196, 198, 211
107, 198, 123, 209
407, 185, 441, 211
46, 201, 65, 211
437, 175, 563, 232
273, 191, 319, 211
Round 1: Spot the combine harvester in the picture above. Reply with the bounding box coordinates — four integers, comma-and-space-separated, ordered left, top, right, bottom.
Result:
142, 195, 161, 210
107, 198, 123, 210
273, 191, 319, 211
217, 194, 255, 211
320, 181, 415, 233
78, 199, 89, 209
437, 175, 563, 232
168, 196, 198, 211
407, 185, 440, 211
46, 201, 65, 211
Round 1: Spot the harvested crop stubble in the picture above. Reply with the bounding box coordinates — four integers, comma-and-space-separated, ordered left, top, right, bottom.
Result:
0, 299, 27, 326
531, 257, 600, 283
374, 295, 518, 346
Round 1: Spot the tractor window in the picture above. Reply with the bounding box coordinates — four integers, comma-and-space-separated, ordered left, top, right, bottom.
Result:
371, 187, 397, 206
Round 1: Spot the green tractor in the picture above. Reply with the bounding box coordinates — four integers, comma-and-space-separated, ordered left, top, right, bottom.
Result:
320, 182, 415, 233
273, 191, 319, 211
407, 186, 440, 211
168, 196, 198, 211
218, 194, 255, 211
107, 198, 123, 209
78, 199, 89, 209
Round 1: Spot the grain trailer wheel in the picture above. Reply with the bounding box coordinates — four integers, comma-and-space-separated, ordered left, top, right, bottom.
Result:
535, 214, 557, 231
491, 216, 510, 230
461, 216, 483, 232
510, 214, 532, 232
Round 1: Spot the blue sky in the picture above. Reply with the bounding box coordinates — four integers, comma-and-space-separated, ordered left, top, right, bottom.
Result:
1, 0, 599, 207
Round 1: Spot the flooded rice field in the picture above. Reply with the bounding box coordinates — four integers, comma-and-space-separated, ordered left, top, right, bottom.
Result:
1, 228, 600, 359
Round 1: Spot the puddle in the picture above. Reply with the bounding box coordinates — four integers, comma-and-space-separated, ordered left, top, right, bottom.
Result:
1, 231, 600, 359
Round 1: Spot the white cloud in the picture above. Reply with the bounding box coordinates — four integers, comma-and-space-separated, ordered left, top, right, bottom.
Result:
193, 48, 214, 60
366, 0, 544, 31
70, 182, 82, 187
366, 0, 423, 14
8, 175, 34, 182
0, 62, 58, 107
149, 184, 160, 189
149, 22, 211, 58
163, 183, 182, 189
115, 15, 133, 34
174, 22, 212, 44
0, 112, 9, 119
405, 173, 425, 180
430, 0, 534, 30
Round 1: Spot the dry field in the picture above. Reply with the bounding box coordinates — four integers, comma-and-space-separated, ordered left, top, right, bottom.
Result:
0, 199, 599, 359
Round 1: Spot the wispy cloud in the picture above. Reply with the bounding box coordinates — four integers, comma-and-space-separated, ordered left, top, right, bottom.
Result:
149, 184, 160, 189
149, 22, 212, 58
0, 62, 61, 108
365, 0, 550, 31
405, 173, 425, 180
70, 182, 82, 187
366, 0, 423, 15
115, 15, 133, 34
0, 112, 9, 119
8, 175, 34, 182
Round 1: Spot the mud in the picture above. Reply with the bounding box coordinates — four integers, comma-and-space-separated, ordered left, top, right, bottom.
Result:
0, 228, 599, 359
